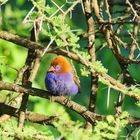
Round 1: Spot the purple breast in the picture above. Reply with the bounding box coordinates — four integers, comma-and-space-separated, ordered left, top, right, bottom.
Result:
45, 72, 78, 95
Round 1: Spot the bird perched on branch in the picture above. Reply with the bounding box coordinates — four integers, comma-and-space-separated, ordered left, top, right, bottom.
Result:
45, 55, 80, 95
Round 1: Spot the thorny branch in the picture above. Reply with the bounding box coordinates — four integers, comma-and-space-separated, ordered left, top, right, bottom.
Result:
0, 81, 100, 124
0, 30, 140, 100
0, 0, 140, 138
0, 81, 139, 125
18, 1, 46, 129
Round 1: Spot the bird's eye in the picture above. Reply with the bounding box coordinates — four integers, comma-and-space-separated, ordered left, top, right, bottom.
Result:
55, 65, 62, 72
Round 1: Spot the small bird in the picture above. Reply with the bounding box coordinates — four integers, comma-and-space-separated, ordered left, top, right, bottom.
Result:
45, 55, 80, 95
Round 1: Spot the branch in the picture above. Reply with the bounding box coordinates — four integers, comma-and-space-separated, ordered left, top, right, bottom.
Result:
0, 103, 56, 125
92, 0, 140, 65
83, 0, 98, 113
0, 81, 102, 124
0, 81, 140, 126
128, 20, 138, 59
1, 29, 140, 65
0, 101, 140, 127
0, 31, 140, 101
126, 0, 140, 20
18, 1, 46, 128
0, 30, 44, 50
0, 65, 28, 123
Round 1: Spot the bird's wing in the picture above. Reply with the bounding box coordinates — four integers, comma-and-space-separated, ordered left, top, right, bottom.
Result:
70, 61, 81, 92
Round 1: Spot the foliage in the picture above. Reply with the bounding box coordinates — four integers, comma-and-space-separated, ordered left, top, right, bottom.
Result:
94, 112, 129, 140
0, 110, 129, 140
0, 0, 140, 140
0, 119, 53, 140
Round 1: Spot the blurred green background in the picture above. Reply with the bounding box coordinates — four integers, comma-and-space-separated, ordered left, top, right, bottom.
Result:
0, 0, 140, 139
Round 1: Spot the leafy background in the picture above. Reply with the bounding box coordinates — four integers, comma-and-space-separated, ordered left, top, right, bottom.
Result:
0, 0, 140, 139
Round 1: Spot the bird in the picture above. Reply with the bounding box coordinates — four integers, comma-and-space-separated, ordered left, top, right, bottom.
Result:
45, 55, 80, 96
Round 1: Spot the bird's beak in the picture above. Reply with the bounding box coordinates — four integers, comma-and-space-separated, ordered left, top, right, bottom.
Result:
48, 66, 55, 72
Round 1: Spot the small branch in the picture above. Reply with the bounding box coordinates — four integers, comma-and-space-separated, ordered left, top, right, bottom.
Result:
115, 22, 123, 34
92, 0, 104, 22
128, 31, 139, 50
105, 0, 112, 22
126, 0, 140, 20
113, 36, 128, 49
99, 0, 104, 19
128, 117, 140, 126
129, 19, 138, 59
0, 103, 56, 125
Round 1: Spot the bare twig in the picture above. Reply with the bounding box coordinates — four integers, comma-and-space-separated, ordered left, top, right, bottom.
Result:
83, 0, 97, 113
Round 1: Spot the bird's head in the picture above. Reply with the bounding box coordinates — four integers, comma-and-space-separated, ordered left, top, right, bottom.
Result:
48, 55, 72, 74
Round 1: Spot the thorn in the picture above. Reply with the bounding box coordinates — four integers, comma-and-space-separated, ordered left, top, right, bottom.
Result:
80, 0, 85, 14
42, 38, 55, 56
23, 6, 35, 23
49, 4, 65, 18
107, 86, 111, 109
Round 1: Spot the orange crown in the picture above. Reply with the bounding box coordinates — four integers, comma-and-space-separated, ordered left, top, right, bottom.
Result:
51, 55, 72, 73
